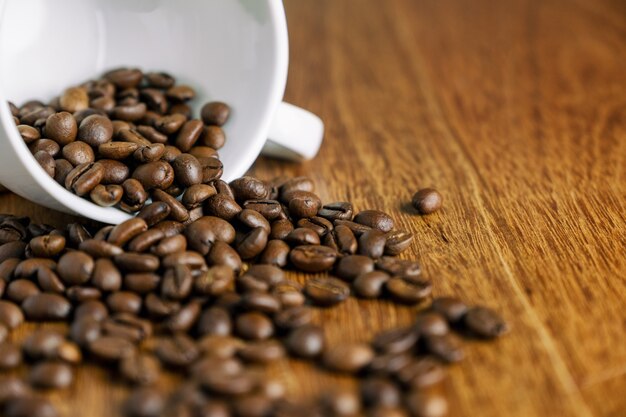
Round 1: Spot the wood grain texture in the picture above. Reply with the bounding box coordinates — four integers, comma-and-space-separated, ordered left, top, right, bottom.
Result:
1, 0, 625, 416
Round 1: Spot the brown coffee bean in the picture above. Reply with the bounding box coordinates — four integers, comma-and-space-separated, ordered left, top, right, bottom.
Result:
115, 252, 160, 273
53, 158, 73, 185
145, 72, 175, 88
286, 325, 325, 358
180, 184, 215, 209
172, 120, 203, 152
104, 68, 143, 88
285, 227, 320, 246
152, 220, 185, 238
317, 201, 353, 221
204, 193, 242, 220
240, 292, 281, 314
62, 141, 95, 165
323, 343, 374, 373
90, 184, 123, 206
29, 362, 73, 389
78, 239, 124, 258
414, 312, 449, 336
6, 279, 40, 303
239, 209, 271, 234
201, 101, 230, 126
188, 145, 218, 160
197, 306, 232, 336
463, 306, 509, 338
431, 297, 468, 323
238, 339, 286, 364
151, 234, 186, 257
136, 125, 168, 144
305, 277, 350, 306
386, 277, 432, 305
78, 114, 114, 146
17, 124, 40, 143
237, 227, 268, 259
290, 245, 337, 272
258, 239, 290, 267
65, 286, 102, 303
144, 294, 179, 319
243, 199, 283, 220
334, 219, 372, 237
360, 377, 401, 408
33, 151, 55, 177
36, 268, 64, 294
60, 86, 89, 112
373, 326, 419, 354
28, 234, 64, 258
376, 257, 421, 278
0, 376, 31, 405
89, 335, 136, 362
107, 218, 148, 248
165, 84, 195, 101
200, 125, 226, 149
120, 353, 161, 386
56, 341, 82, 364
136, 202, 170, 227
98, 141, 139, 160
155, 333, 199, 367
336, 255, 375, 281
123, 273, 160, 294
161, 265, 193, 300
127, 229, 165, 253
287, 191, 321, 218
353, 271, 390, 298
74, 300, 108, 322
133, 143, 165, 163
152, 189, 189, 222
22, 293, 71, 321
161, 251, 205, 269
359, 229, 387, 258
384, 230, 413, 256
139, 88, 167, 113
45, 112, 77, 145
424, 333, 465, 363
111, 102, 147, 122
91, 96, 115, 111
57, 251, 94, 284
13, 258, 55, 277
132, 161, 175, 191
65, 162, 104, 196
354, 210, 394, 232
155, 113, 187, 135
270, 218, 294, 240
4, 397, 58, 417
91, 259, 122, 292
70, 317, 102, 347
0, 342, 21, 369
235, 312, 274, 340
273, 305, 311, 331
22, 106, 55, 126
230, 176, 269, 203
412, 188, 443, 215
279, 176, 315, 198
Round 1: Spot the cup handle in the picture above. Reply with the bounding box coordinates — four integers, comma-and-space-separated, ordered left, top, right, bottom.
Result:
262, 102, 324, 160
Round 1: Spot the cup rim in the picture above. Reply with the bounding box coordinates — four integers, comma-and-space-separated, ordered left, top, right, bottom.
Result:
0, 0, 289, 224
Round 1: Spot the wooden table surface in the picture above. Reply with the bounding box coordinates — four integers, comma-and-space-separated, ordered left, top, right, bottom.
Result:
2, 0, 626, 416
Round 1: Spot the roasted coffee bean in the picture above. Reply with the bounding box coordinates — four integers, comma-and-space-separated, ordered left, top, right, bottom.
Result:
412, 188, 443, 215
56, 341, 82, 364
354, 210, 394, 232
386, 277, 432, 305
17, 124, 41, 143
65, 162, 104, 196
359, 229, 387, 258
285, 227, 320, 246
258, 239, 290, 267
182, 184, 216, 209
305, 277, 350, 306
236, 227, 268, 259
6, 279, 40, 303
243, 199, 283, 220
239, 209, 271, 234
103, 315, 152, 342
79, 239, 124, 258
161, 251, 205, 269
104, 68, 143, 88
185, 216, 236, 254
230, 176, 269, 203
384, 230, 413, 256
98, 141, 139, 160
145, 71, 175, 88
274, 305, 311, 331
0, 258, 20, 281
287, 191, 321, 218
114, 253, 160, 272
0, 243, 26, 263
336, 255, 375, 281
66, 286, 102, 303
297, 216, 333, 236
162, 300, 200, 333
111, 102, 147, 122
140, 88, 167, 113
240, 292, 281, 314
204, 193, 242, 220
197, 306, 232, 336
29, 234, 65, 257
201, 101, 230, 126
414, 313, 449, 336
424, 333, 465, 363
124, 387, 165, 417
161, 265, 193, 300
290, 245, 337, 272
376, 257, 421, 278
0, 342, 21, 369
107, 291, 143, 315
124, 273, 161, 294
57, 251, 94, 284
136, 125, 168, 144
132, 161, 175, 191
127, 229, 165, 253
155, 113, 187, 135
235, 312, 274, 340
135, 202, 169, 227
189, 145, 218, 160
120, 353, 161, 386
91, 95, 115, 111
29, 362, 73, 389
74, 300, 108, 322
397, 356, 446, 389
22, 293, 71, 321
318, 202, 354, 221
144, 294, 179, 318
360, 377, 401, 408
286, 324, 325, 358
173, 120, 203, 152
90, 184, 123, 206
166, 84, 195, 101
60, 86, 89, 112
246, 264, 285, 286
53, 158, 73, 185
78, 114, 114, 146
270, 218, 294, 240
155, 333, 199, 367
200, 125, 226, 149
323, 343, 374, 373
405, 391, 448, 417
353, 271, 390, 298
463, 306, 508, 338
431, 297, 468, 323
70, 317, 102, 347
333, 220, 371, 237
238, 339, 286, 364
45, 112, 77, 145
22, 106, 56, 126
13, 258, 55, 278
151, 234, 186, 256
89, 335, 136, 361
33, 151, 55, 177
193, 265, 234, 297
373, 326, 419, 354
134, 143, 165, 163
278, 176, 314, 199
4, 397, 58, 417
152, 189, 189, 222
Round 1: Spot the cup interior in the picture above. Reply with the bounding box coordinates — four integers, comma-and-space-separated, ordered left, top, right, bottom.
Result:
0, 0, 287, 222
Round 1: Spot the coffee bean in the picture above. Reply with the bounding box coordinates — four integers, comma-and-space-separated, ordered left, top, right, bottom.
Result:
60, 86, 89, 112
78, 239, 124, 258
239, 209, 271, 234
287, 191, 321, 218
114, 253, 160, 272
144, 294, 179, 319
274, 305, 311, 331
286, 325, 325, 358
152, 189, 189, 222
140, 88, 167, 113
424, 333, 464, 363
372, 326, 419, 354
239, 292, 281, 314
66, 286, 102, 303
6, 279, 40, 303
290, 245, 337, 272
270, 218, 294, 240
29, 234, 65, 257
120, 353, 161, 386
53, 158, 73, 185
98, 141, 139, 160
127, 229, 165, 253
151, 234, 186, 256
104, 68, 143, 88
22, 293, 71, 321
29, 362, 73, 389
238, 339, 285, 364
297, 216, 334, 237
161, 251, 205, 269
4, 397, 58, 417
70, 317, 102, 347
359, 229, 387, 258
155, 113, 187, 135
360, 377, 401, 408
197, 306, 232, 336
89, 335, 136, 362
56, 341, 82, 364
184, 216, 236, 254
285, 227, 320, 246
172, 120, 203, 152
45, 112, 77, 145
246, 264, 285, 287
336, 255, 375, 281
414, 312, 449, 336
333, 220, 371, 237
376, 257, 421, 278
411, 188, 443, 215
17, 124, 40, 143
463, 306, 508, 338
199, 125, 226, 150
123, 273, 160, 294
33, 151, 55, 177
204, 193, 242, 220
0, 376, 31, 405
107, 291, 142, 315
200, 369, 256, 397
90, 184, 123, 206
236, 227, 268, 259
182, 184, 216, 209
385, 277, 432, 305
430, 297, 468, 323
353, 271, 390, 298
133, 143, 165, 163
65, 162, 104, 196
321, 389, 361, 417
145, 71, 175, 88
136, 125, 167, 144
305, 277, 350, 306
124, 387, 165, 417
235, 312, 274, 340
132, 161, 175, 191
13, 258, 55, 278
201, 102, 230, 126
155, 333, 199, 367
405, 391, 448, 417
0, 243, 27, 263
161, 265, 193, 300
323, 343, 374, 373
258, 239, 290, 267
384, 230, 413, 256
78, 114, 114, 146
0, 342, 21, 369
395, 356, 446, 389
318, 202, 354, 221
57, 251, 94, 284
111, 102, 147, 122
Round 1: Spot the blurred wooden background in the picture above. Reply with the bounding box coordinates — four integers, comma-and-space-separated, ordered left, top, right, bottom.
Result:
1, 0, 625, 416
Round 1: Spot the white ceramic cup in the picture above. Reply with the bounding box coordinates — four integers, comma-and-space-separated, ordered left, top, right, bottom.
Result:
0, 0, 323, 224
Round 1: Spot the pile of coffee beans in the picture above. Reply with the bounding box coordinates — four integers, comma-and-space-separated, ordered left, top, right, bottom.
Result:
10, 68, 228, 212
1, 70, 507, 417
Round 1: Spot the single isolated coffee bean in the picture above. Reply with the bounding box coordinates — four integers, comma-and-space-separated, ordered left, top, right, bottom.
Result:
411, 188, 443, 215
